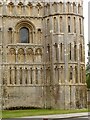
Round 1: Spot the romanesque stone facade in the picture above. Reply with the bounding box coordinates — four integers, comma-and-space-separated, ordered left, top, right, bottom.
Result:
0, 0, 87, 109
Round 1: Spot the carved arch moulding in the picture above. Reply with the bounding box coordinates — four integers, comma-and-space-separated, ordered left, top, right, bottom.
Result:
15, 20, 36, 43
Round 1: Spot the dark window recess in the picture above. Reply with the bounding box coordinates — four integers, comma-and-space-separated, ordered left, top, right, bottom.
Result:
20, 27, 29, 43
70, 72, 72, 80
9, 27, 12, 31
68, 25, 70, 33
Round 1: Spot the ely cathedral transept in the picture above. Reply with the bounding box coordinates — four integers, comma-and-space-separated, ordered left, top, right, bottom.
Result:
0, 0, 87, 109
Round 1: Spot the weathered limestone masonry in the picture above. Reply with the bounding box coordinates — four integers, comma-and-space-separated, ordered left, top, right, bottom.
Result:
0, 0, 87, 109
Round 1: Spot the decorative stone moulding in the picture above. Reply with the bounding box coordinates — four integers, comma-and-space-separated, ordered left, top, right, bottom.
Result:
0, 0, 83, 4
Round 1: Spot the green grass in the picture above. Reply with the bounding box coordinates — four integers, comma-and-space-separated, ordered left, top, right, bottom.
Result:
2, 109, 88, 118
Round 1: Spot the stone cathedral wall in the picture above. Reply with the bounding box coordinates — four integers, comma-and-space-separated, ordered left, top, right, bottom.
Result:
0, 0, 87, 109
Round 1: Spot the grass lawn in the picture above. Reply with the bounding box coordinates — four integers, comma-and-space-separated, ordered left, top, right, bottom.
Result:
2, 108, 88, 119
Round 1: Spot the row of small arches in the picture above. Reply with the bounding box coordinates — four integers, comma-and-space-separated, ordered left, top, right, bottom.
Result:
8, 48, 42, 55
2, 1, 82, 7
0, 1, 82, 16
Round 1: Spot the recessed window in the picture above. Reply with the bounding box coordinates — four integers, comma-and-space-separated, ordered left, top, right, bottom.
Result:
70, 72, 72, 80
69, 43, 72, 60
79, 18, 82, 34
20, 27, 29, 43
74, 43, 77, 61
68, 17, 71, 33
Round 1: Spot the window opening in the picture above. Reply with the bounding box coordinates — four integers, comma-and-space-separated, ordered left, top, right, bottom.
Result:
20, 27, 29, 43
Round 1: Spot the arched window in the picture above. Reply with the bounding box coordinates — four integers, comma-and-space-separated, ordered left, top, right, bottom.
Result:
73, 2, 76, 13
67, 2, 70, 12
54, 43, 58, 61
68, 17, 71, 33
78, 4, 81, 14
54, 17, 57, 33
20, 27, 29, 43
60, 43, 63, 61
79, 44, 82, 62
47, 44, 50, 61
47, 19, 49, 34
60, 16, 63, 33
75, 66, 78, 83
8, 27, 13, 43
69, 43, 72, 60
60, 2, 63, 12
74, 17, 76, 33
74, 42, 77, 61
69, 66, 73, 81
20, 67, 22, 84
79, 18, 82, 34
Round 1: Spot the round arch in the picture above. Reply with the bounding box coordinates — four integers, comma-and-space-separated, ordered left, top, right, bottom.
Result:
15, 20, 35, 30
15, 20, 36, 43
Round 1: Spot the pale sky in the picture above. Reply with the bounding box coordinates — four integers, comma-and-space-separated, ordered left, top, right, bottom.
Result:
83, 0, 89, 64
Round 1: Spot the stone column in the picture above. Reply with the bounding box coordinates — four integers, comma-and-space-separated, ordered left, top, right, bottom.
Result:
15, 31, 19, 43
58, 68, 61, 84
16, 67, 20, 85
54, 66, 58, 84
12, 30, 14, 44
0, 30, 2, 44
7, 66, 10, 85
14, 31, 17, 44
40, 68, 43, 85
58, 44, 60, 63
71, 3, 73, 13
73, 66, 75, 84
77, 43, 80, 83
72, 42, 74, 62
38, 68, 41, 84
11, 66, 15, 85
22, 5, 26, 16
16, 49, 18, 63
57, 44, 60, 63
71, 16, 73, 33
32, 67, 36, 84
22, 67, 25, 85
24, 48, 26, 64
65, 85, 70, 109
27, 67, 30, 84
71, 86, 76, 109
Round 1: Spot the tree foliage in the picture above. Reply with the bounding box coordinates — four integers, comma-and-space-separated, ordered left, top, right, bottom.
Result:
86, 64, 90, 88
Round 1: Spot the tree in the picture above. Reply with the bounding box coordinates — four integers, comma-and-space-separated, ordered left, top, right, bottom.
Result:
86, 63, 90, 89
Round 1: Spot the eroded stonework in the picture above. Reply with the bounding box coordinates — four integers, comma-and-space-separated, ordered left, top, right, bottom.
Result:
0, 0, 87, 109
